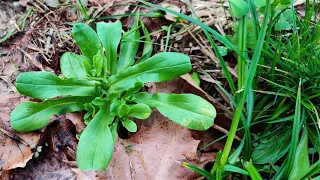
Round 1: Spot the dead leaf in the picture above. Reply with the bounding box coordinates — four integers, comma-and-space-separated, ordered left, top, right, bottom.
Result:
89, 0, 114, 6
159, 2, 181, 22
107, 0, 136, 17
10, 117, 79, 179
65, 113, 86, 134
12, 152, 76, 179
0, 95, 41, 170
45, 0, 60, 7
74, 111, 203, 179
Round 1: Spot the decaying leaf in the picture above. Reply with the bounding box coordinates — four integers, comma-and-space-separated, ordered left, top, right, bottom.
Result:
73, 111, 205, 179
107, 0, 137, 17
10, 117, 80, 179
0, 95, 41, 170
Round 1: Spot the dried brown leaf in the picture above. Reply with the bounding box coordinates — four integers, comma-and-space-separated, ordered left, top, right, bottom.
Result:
0, 95, 41, 170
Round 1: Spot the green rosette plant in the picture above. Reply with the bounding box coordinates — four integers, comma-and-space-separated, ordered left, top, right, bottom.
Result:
10, 19, 216, 171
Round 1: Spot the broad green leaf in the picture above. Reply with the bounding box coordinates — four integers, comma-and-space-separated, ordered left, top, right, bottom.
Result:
254, 0, 274, 7
16, 72, 96, 99
137, 21, 153, 63
244, 162, 263, 180
217, 46, 228, 56
123, 82, 144, 99
92, 97, 106, 106
118, 104, 130, 117
229, 0, 249, 18
275, 21, 292, 31
117, 13, 140, 72
283, 9, 294, 23
93, 54, 103, 77
60, 52, 87, 79
127, 103, 151, 119
77, 107, 114, 170
121, 119, 137, 132
110, 100, 122, 116
72, 23, 102, 60
11, 97, 89, 132
289, 127, 309, 180
108, 52, 191, 93
133, 93, 216, 130
252, 130, 291, 164
97, 21, 122, 75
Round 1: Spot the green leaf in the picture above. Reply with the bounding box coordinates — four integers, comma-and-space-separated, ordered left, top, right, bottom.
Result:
97, 21, 122, 75
244, 162, 263, 180
182, 162, 216, 179
93, 54, 103, 77
289, 127, 309, 180
118, 104, 130, 117
252, 129, 291, 164
11, 97, 89, 132
275, 21, 292, 31
124, 82, 144, 99
229, 0, 249, 18
127, 103, 151, 119
110, 100, 122, 116
217, 46, 228, 56
108, 52, 191, 93
133, 93, 216, 130
121, 119, 137, 132
254, 0, 274, 7
16, 72, 96, 99
77, 107, 114, 170
137, 21, 153, 63
60, 52, 87, 79
228, 138, 245, 165
191, 72, 201, 86
110, 122, 118, 142
76, 0, 89, 20
211, 151, 222, 174
117, 13, 140, 72
218, 165, 249, 176
72, 23, 102, 60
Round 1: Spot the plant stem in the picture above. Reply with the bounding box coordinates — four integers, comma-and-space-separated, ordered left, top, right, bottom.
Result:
220, 0, 271, 166
237, 16, 247, 91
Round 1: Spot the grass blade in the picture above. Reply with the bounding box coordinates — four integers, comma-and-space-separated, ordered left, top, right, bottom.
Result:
220, 0, 272, 165
284, 79, 302, 178
244, 162, 263, 180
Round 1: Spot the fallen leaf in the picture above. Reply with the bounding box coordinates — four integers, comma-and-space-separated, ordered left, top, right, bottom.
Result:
65, 113, 86, 134
45, 0, 60, 7
74, 111, 203, 179
107, 0, 136, 17
89, 0, 114, 6
0, 95, 41, 170
68, 78, 220, 179
10, 117, 79, 179
159, 2, 181, 22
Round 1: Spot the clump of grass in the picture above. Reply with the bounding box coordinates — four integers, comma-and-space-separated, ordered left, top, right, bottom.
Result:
139, 0, 320, 179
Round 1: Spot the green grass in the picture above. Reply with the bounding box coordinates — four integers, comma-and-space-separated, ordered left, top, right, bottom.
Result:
139, 0, 320, 179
